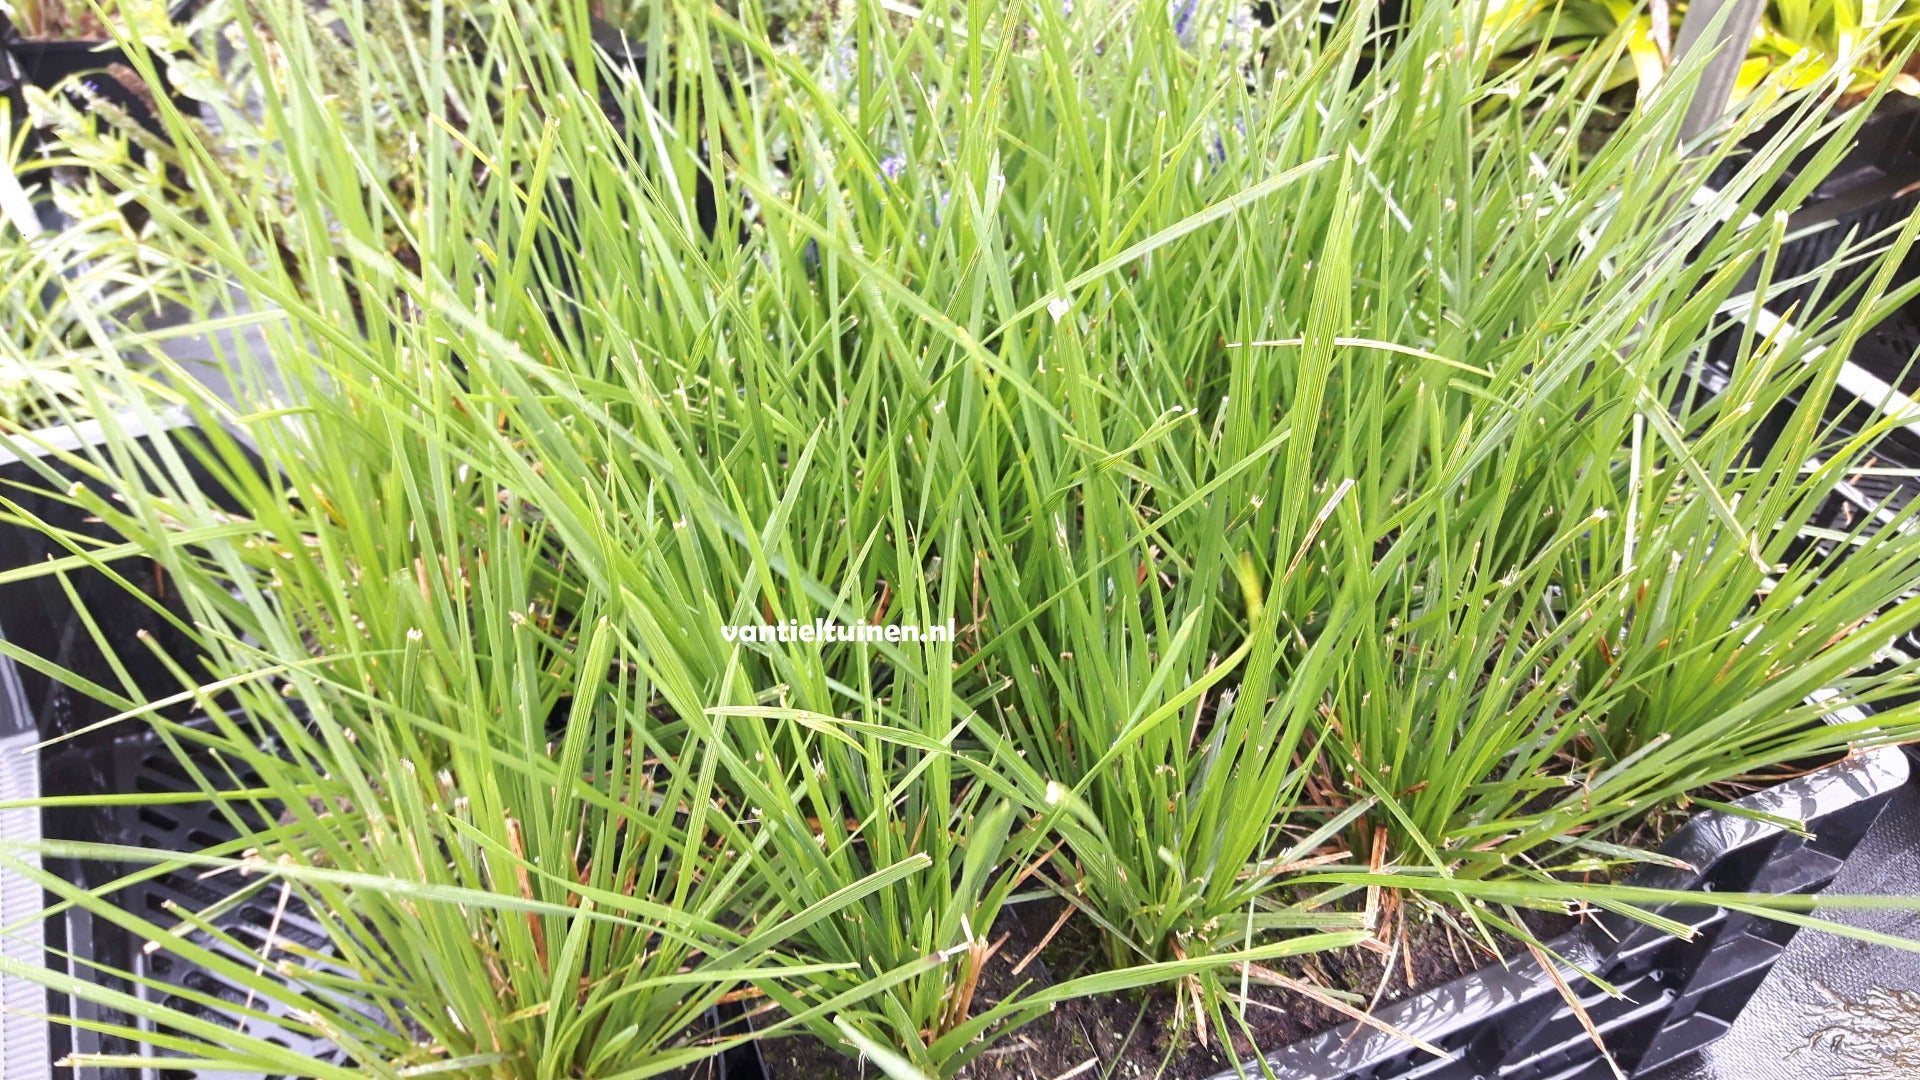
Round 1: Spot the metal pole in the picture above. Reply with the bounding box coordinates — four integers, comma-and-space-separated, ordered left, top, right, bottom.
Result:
1672, 0, 1770, 144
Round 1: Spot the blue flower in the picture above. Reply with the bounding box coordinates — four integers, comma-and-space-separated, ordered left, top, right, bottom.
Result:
1171, 0, 1198, 42
880, 155, 907, 181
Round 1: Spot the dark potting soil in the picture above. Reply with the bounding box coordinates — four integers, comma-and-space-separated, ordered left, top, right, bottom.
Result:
758, 755, 1823, 1078
655, 1053, 742, 1080
756, 897, 1579, 1080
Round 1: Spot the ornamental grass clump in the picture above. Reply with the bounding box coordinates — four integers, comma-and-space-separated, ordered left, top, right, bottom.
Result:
8, 0, 1920, 1074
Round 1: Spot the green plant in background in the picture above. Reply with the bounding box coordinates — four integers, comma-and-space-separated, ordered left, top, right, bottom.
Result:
6, 0, 1920, 1076
0, 117, 177, 427
1, 0, 181, 42
1, 0, 109, 38
1481, 0, 1920, 99
1478, 0, 1672, 97
1749, 0, 1920, 93
0, 222, 114, 425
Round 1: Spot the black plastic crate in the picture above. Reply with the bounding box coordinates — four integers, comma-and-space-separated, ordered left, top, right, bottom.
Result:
1231, 746, 1911, 1080
36, 730, 356, 1080
1695, 95, 1920, 509
0, 412, 340, 1079
1704, 93, 1920, 249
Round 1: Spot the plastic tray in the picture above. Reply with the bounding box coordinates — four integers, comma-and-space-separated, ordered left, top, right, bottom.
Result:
1227, 746, 1911, 1080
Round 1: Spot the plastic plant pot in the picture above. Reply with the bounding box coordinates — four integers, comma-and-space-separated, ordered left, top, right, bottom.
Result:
0, 0, 206, 168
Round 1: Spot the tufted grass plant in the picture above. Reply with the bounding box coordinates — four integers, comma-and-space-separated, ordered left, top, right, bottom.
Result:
7, 0, 1920, 1075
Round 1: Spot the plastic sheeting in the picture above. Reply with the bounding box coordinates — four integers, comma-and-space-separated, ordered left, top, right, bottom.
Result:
1643, 780, 1920, 1080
